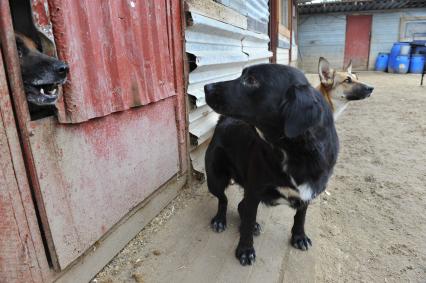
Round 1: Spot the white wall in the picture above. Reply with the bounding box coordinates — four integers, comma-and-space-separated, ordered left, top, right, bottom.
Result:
298, 14, 347, 72
369, 8, 426, 70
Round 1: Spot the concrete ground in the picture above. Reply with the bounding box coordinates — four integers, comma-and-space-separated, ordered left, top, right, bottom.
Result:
93, 183, 319, 283
94, 72, 426, 283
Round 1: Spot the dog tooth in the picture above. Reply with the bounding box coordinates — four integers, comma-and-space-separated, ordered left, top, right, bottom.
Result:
40, 88, 45, 94
50, 89, 57, 95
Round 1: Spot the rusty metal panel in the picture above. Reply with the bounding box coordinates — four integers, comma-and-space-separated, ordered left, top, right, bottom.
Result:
46, 0, 177, 123
2, 0, 187, 271
28, 97, 179, 269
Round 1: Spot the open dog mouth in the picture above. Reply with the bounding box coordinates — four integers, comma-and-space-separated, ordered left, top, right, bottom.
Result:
25, 81, 64, 106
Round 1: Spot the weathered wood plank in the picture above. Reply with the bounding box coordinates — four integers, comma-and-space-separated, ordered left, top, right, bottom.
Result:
185, 0, 247, 30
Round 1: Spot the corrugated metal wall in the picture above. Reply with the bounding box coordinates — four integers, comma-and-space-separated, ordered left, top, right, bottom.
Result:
277, 35, 290, 65
298, 14, 347, 72
49, 0, 177, 123
185, 0, 271, 172
369, 8, 426, 70
247, 0, 270, 34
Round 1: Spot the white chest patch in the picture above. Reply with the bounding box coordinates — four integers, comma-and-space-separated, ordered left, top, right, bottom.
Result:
277, 186, 301, 199
275, 182, 314, 204
297, 183, 314, 202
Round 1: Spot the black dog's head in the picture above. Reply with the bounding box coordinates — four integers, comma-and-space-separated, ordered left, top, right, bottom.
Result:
204, 64, 325, 139
16, 33, 69, 106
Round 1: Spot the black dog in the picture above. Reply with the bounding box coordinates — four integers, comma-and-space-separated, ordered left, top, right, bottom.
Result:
204, 64, 339, 266
15, 33, 69, 118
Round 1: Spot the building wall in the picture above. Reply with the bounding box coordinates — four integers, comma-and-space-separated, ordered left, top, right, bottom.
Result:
298, 8, 426, 73
369, 8, 426, 70
298, 13, 347, 72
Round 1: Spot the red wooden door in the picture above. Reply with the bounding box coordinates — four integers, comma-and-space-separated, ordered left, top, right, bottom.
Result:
344, 15, 372, 70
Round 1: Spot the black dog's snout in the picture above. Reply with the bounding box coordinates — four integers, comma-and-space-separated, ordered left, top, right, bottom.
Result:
55, 62, 69, 75
365, 86, 374, 92
204, 83, 215, 94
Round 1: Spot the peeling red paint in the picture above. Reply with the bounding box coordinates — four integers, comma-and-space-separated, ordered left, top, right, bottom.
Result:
2, 0, 188, 274
31, 0, 50, 26
29, 97, 180, 268
48, 0, 177, 123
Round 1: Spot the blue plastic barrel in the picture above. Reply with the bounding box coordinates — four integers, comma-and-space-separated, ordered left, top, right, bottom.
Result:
394, 55, 410, 74
375, 53, 389, 71
388, 42, 411, 73
409, 54, 425, 74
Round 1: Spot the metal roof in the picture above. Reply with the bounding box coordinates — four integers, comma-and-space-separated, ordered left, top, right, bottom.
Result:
298, 0, 426, 14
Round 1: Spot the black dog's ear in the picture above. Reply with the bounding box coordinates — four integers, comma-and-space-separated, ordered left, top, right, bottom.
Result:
283, 85, 323, 138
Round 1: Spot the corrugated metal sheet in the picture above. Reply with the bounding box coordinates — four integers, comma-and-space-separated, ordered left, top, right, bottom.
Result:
291, 31, 298, 63
186, 13, 248, 107
186, 11, 271, 152
369, 9, 426, 70
48, 0, 176, 123
298, 14, 346, 72
243, 30, 272, 64
247, 0, 270, 33
277, 35, 290, 65
277, 47, 290, 65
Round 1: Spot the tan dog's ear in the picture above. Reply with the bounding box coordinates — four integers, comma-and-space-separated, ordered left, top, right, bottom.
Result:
318, 57, 335, 86
344, 60, 353, 74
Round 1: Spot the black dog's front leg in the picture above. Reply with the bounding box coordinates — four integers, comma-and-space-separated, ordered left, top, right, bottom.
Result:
236, 196, 260, 266
291, 204, 312, 250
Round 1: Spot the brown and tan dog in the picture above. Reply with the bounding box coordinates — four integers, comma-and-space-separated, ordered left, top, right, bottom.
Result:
317, 57, 374, 119
15, 32, 69, 118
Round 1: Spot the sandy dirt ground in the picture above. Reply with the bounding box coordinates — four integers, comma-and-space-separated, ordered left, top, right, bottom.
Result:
314, 72, 426, 282
94, 72, 426, 283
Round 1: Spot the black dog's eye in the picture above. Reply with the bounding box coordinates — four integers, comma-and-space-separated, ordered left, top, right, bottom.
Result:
344, 77, 352, 83
243, 75, 259, 87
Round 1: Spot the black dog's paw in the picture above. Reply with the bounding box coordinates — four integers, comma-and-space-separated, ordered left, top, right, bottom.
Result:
291, 233, 312, 251
253, 222, 262, 236
235, 245, 256, 266
211, 216, 227, 233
